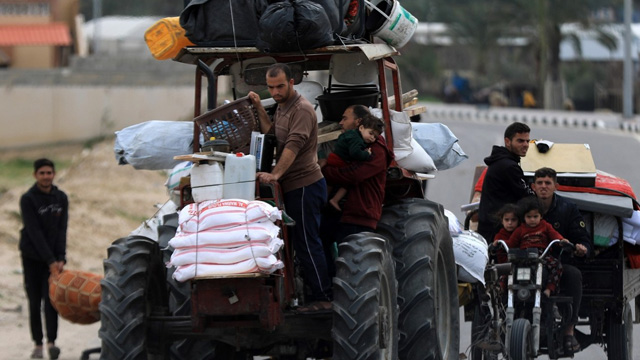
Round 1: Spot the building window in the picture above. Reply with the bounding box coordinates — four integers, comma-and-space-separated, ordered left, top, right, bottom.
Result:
0, 2, 50, 16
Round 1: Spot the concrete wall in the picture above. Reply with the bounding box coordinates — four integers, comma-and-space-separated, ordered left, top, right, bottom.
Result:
13, 46, 53, 68
0, 84, 196, 149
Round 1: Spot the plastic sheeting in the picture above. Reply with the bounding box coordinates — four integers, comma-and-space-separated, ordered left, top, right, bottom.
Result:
412, 122, 468, 170
114, 120, 195, 170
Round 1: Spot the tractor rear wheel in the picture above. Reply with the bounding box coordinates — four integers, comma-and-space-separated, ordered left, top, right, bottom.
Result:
332, 233, 398, 359
377, 198, 460, 360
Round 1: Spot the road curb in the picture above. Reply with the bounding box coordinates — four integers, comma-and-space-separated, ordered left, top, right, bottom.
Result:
420, 104, 640, 134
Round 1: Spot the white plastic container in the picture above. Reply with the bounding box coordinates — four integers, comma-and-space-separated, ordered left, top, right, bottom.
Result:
191, 161, 224, 202
365, 0, 417, 48
223, 153, 256, 200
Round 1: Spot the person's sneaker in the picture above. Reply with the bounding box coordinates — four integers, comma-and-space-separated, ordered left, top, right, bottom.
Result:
48, 345, 60, 360
30, 347, 43, 359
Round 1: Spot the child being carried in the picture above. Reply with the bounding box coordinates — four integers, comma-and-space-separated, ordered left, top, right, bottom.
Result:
326, 114, 384, 211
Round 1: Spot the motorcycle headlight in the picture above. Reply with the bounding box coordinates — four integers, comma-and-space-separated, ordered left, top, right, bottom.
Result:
516, 267, 531, 281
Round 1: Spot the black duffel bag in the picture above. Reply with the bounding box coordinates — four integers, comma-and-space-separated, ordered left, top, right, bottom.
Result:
256, 0, 334, 53
180, 0, 268, 46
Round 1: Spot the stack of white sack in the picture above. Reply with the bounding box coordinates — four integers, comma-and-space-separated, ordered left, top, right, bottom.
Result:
444, 209, 488, 285
168, 199, 284, 281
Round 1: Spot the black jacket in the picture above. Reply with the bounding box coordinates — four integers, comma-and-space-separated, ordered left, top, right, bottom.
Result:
478, 146, 533, 241
19, 184, 68, 265
544, 193, 593, 260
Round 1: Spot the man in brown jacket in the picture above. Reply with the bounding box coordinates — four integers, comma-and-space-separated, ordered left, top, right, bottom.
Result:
249, 63, 332, 312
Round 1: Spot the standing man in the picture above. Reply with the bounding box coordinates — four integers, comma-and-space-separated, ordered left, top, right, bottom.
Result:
20, 158, 67, 359
531, 167, 590, 352
477, 122, 533, 242
248, 63, 332, 312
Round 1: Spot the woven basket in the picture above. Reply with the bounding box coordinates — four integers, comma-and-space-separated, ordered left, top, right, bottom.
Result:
194, 96, 260, 154
49, 270, 102, 325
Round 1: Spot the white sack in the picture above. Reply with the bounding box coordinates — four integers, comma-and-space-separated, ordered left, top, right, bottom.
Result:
166, 161, 193, 191
179, 199, 281, 232
612, 210, 640, 245
169, 221, 281, 248
114, 120, 196, 170
371, 108, 413, 160
396, 138, 437, 172
168, 238, 283, 267
173, 255, 284, 281
452, 230, 489, 284
444, 209, 463, 236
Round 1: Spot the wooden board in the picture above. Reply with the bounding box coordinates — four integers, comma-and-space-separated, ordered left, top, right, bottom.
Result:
521, 143, 596, 174
174, 152, 227, 162
521, 143, 596, 187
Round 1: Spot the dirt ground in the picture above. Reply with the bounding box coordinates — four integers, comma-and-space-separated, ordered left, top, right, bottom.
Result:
0, 139, 169, 359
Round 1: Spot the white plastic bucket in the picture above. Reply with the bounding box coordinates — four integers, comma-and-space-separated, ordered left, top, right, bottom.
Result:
191, 161, 224, 202
365, 0, 417, 48
223, 153, 256, 200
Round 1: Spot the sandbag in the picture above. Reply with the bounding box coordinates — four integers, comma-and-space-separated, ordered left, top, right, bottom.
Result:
256, 0, 334, 53
179, 199, 282, 233
173, 255, 284, 281
49, 270, 102, 325
169, 238, 283, 267
169, 221, 281, 248
180, 0, 267, 46
452, 231, 488, 284
114, 120, 194, 170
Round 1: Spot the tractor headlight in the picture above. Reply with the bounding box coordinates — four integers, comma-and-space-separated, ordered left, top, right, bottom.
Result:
516, 267, 531, 282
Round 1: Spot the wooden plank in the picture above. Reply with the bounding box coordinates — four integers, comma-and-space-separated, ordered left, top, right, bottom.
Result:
403, 104, 426, 117
404, 98, 418, 107
387, 89, 419, 108
174, 152, 227, 162
318, 130, 341, 144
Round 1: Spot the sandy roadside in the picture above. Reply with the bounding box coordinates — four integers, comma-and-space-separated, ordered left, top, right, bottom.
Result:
0, 140, 169, 360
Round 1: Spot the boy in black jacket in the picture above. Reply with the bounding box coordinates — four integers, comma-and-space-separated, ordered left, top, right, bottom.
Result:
20, 158, 67, 359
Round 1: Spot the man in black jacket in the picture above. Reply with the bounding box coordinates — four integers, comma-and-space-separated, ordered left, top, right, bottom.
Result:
20, 158, 67, 360
478, 122, 534, 242
531, 167, 590, 352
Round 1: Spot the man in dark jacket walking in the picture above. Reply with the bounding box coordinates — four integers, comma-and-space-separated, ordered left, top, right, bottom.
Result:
20, 158, 67, 359
478, 122, 533, 242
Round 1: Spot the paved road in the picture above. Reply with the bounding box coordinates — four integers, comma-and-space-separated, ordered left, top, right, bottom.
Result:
421, 113, 640, 359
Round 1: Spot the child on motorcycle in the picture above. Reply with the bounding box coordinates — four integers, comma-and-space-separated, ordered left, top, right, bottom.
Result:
491, 203, 520, 292
503, 196, 569, 297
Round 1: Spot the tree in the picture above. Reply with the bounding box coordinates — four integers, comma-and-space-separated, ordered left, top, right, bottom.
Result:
412, 0, 619, 108
512, 0, 619, 108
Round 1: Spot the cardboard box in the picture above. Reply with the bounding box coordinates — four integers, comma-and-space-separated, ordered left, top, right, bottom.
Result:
521, 143, 596, 187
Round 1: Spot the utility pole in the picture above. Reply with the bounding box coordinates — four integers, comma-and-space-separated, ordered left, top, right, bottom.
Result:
538, 0, 548, 109
623, 0, 633, 118
92, 0, 102, 54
